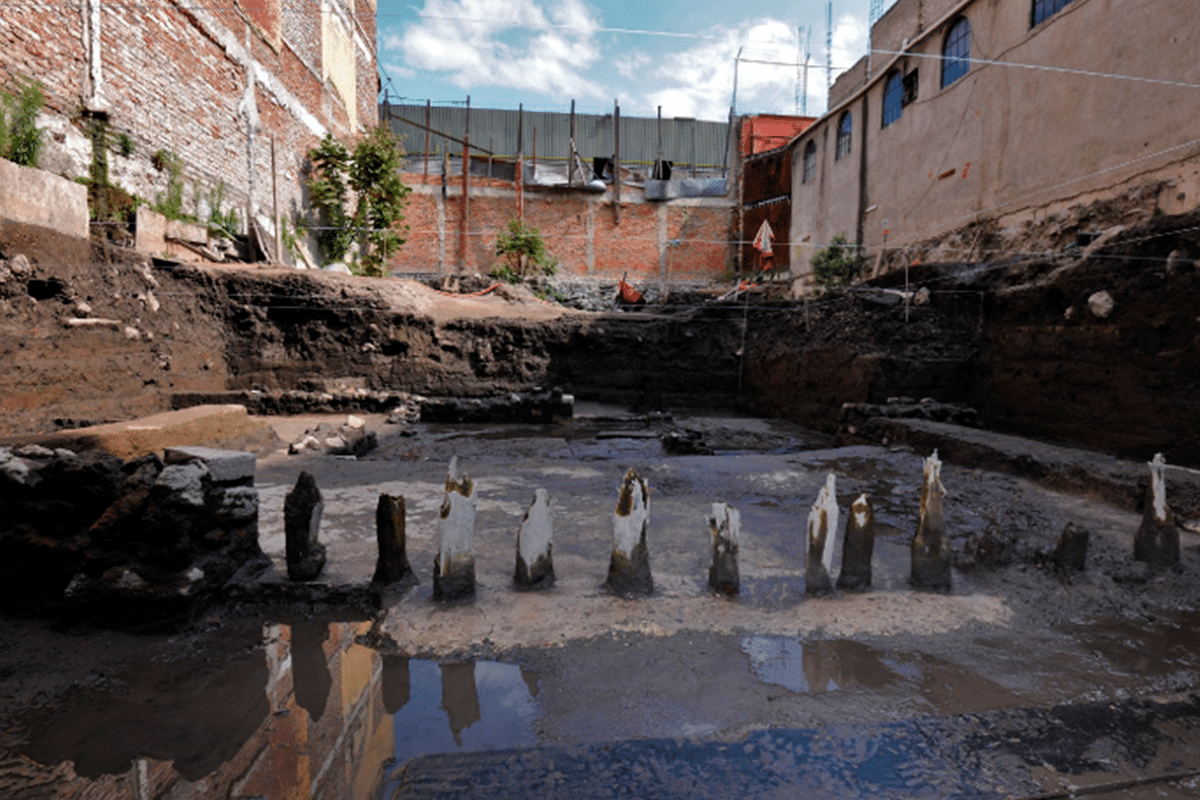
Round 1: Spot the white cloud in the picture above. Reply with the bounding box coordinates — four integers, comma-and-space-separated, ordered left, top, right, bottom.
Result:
389, 0, 606, 98
635, 14, 869, 121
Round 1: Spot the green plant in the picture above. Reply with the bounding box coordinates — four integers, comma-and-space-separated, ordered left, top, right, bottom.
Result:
810, 234, 864, 289
151, 149, 197, 223
494, 218, 558, 279
115, 131, 134, 157
0, 75, 45, 167
205, 179, 240, 238
302, 126, 411, 276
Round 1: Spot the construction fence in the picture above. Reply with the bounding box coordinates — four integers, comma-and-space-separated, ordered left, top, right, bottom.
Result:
380, 101, 740, 280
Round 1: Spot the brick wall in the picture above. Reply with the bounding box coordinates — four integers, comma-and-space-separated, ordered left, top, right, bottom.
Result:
387, 178, 736, 279
1, 0, 376, 266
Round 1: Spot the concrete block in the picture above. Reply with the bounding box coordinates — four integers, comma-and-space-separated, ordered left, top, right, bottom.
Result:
0, 157, 88, 240
136, 207, 167, 255
165, 218, 208, 244
164, 445, 256, 484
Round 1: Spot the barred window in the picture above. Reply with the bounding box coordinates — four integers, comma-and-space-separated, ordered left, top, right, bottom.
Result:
882, 72, 903, 128
802, 140, 817, 183
836, 112, 852, 160
1033, 0, 1074, 26
942, 17, 970, 88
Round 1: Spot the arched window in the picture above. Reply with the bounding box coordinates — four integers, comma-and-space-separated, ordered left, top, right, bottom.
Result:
882, 71, 903, 128
941, 17, 970, 88
1032, 0, 1074, 26
835, 112, 852, 160
802, 140, 817, 183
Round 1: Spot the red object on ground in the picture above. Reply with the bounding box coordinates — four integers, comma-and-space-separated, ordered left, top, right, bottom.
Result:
617, 278, 645, 305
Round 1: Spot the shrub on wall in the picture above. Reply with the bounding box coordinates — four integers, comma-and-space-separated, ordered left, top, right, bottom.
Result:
0, 76, 45, 168
810, 234, 864, 289
302, 126, 411, 277
492, 219, 559, 283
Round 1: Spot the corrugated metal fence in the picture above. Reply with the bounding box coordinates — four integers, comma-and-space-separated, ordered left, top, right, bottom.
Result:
382, 103, 731, 169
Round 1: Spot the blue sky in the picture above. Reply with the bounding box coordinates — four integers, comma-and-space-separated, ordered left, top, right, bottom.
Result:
378, 0, 880, 121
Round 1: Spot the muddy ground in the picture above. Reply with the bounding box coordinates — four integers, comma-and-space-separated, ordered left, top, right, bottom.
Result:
3, 411, 1200, 798
2, 211, 1200, 797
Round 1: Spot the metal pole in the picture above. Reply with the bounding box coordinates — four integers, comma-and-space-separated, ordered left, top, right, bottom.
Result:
569, 99, 576, 186
532, 125, 537, 173
461, 95, 469, 273
656, 105, 663, 178
424, 99, 431, 179
613, 100, 621, 224
691, 120, 697, 178
731, 46, 743, 113
516, 103, 524, 221
488, 137, 493, 180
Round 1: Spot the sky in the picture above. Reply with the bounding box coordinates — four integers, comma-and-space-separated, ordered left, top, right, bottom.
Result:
377, 0, 886, 122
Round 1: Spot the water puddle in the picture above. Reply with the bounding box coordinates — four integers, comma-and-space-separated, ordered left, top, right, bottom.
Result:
740, 635, 1023, 714
12, 620, 540, 800
741, 637, 897, 693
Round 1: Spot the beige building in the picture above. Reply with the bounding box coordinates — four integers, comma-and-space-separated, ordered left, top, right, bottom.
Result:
790, 0, 1200, 281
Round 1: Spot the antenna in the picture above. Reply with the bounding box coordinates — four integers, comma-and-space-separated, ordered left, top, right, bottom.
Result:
869, 0, 887, 26
826, 1, 833, 98
802, 28, 812, 116
795, 26, 802, 115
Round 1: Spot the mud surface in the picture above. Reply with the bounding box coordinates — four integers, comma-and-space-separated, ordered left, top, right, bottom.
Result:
3, 412, 1200, 798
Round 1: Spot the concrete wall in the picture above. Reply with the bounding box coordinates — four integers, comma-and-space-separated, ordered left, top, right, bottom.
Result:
0, 157, 88, 239
0, 0, 377, 256
790, 0, 1200, 281
389, 175, 736, 279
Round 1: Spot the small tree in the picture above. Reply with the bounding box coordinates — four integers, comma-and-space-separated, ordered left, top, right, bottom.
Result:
492, 218, 558, 282
304, 126, 411, 277
0, 76, 45, 168
810, 234, 864, 289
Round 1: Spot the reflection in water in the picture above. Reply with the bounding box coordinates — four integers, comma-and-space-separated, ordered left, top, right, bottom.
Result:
441, 662, 481, 744
741, 636, 896, 693
291, 619, 334, 723
391, 659, 541, 764
17, 620, 397, 799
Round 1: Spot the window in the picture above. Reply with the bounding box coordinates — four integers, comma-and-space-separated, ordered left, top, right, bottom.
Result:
835, 112, 852, 160
802, 140, 817, 183
942, 17, 970, 88
1032, 0, 1074, 26
882, 71, 903, 127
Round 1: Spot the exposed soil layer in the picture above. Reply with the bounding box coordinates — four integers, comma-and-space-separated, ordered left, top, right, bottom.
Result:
743, 209, 1200, 466
4, 210, 1199, 465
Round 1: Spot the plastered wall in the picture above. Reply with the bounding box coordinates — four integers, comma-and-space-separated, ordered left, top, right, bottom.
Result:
790, 0, 1200, 280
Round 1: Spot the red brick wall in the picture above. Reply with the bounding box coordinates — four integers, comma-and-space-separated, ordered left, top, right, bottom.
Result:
388, 177, 735, 279
1, 0, 375, 265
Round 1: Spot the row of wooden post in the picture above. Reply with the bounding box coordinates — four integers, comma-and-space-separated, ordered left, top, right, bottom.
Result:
282, 451, 1182, 601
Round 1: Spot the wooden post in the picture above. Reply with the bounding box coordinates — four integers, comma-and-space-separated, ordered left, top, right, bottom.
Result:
613, 100, 621, 225
516, 104, 524, 221
423, 99, 430, 180
568, 99, 576, 186
461, 95, 470, 273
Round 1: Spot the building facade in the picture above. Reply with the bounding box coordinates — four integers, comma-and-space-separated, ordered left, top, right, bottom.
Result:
790, 0, 1200, 281
1, 0, 379, 258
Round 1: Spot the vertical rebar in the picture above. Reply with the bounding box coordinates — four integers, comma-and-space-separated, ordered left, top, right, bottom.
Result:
423, 99, 430, 180
613, 100, 621, 224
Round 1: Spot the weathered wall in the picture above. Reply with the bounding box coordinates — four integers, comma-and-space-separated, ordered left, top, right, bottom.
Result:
0, 0, 377, 261
0, 158, 89, 239
388, 177, 736, 279
791, 0, 1200, 282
